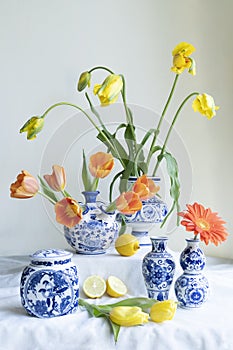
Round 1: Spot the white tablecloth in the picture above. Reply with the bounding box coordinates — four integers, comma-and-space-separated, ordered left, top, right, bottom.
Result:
0, 246, 233, 350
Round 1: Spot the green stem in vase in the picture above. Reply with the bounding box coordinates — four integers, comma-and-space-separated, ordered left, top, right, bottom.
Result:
147, 74, 179, 168
152, 91, 199, 176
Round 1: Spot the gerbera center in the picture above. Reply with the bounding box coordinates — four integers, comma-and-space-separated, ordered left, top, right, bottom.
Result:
196, 218, 210, 231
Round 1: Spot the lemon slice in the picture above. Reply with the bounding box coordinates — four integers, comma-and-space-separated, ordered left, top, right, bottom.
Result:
83, 275, 106, 298
115, 234, 140, 256
106, 276, 127, 297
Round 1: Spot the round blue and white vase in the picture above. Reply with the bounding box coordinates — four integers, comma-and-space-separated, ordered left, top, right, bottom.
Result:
123, 177, 168, 245
20, 249, 79, 318
174, 239, 210, 308
142, 236, 176, 300
64, 191, 119, 254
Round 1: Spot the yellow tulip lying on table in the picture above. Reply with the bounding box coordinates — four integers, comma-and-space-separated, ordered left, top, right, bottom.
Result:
79, 297, 177, 342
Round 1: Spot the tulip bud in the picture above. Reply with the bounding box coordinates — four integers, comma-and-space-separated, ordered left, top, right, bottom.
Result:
93, 74, 123, 106
77, 71, 91, 91
43, 165, 66, 192
150, 300, 177, 323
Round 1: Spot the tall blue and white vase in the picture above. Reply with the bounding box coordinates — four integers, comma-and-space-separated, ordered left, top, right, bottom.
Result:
123, 177, 168, 246
64, 191, 119, 254
174, 239, 210, 308
142, 236, 176, 301
20, 249, 79, 318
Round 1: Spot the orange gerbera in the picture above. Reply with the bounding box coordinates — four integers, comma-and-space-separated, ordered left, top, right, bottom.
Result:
55, 197, 82, 228
178, 202, 228, 246
116, 191, 142, 215
132, 175, 160, 200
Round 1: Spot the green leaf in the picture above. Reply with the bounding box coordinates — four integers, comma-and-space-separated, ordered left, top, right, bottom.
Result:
159, 151, 180, 226
38, 175, 58, 203
82, 150, 92, 191
108, 319, 121, 343
109, 170, 124, 202
97, 130, 128, 166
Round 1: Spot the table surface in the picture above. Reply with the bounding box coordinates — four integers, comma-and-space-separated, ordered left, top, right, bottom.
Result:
0, 246, 233, 350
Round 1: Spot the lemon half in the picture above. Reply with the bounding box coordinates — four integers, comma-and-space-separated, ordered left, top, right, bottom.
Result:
83, 275, 106, 298
106, 275, 127, 297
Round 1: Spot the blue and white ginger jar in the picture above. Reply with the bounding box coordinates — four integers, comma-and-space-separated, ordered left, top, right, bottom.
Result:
142, 236, 175, 300
174, 239, 210, 308
20, 249, 79, 318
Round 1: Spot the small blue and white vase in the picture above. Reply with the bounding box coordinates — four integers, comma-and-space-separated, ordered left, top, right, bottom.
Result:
142, 236, 176, 300
20, 249, 79, 318
64, 191, 119, 254
123, 177, 168, 245
174, 239, 210, 308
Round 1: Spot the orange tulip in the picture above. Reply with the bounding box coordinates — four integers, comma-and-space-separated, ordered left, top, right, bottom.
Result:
89, 152, 114, 178
44, 165, 66, 191
55, 197, 83, 228
116, 191, 142, 215
10, 170, 39, 199
132, 175, 160, 200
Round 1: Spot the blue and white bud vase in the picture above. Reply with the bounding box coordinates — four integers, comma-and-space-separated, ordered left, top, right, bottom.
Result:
142, 236, 176, 300
174, 239, 210, 308
20, 249, 79, 318
64, 191, 119, 254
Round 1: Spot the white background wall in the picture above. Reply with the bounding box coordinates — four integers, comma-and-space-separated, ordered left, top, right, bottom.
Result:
1, 0, 232, 258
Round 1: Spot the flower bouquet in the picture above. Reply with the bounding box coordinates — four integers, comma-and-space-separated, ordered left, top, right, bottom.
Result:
18, 42, 219, 230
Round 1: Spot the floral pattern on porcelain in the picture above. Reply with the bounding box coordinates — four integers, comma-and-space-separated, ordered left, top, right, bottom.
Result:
64, 191, 119, 254
175, 239, 210, 308
142, 236, 175, 301
20, 249, 79, 318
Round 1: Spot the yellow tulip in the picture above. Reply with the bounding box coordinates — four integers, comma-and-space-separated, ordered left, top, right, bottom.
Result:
77, 71, 91, 91
20, 116, 44, 140
150, 300, 177, 323
171, 42, 196, 75
93, 74, 123, 106
109, 306, 149, 326
192, 93, 219, 120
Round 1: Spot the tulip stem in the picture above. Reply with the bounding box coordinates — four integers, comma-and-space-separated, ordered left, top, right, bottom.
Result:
88, 66, 114, 75
38, 191, 57, 205
41, 102, 125, 167
147, 74, 179, 167
152, 91, 199, 175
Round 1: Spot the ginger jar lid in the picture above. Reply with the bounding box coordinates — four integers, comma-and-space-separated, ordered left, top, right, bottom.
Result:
30, 249, 73, 266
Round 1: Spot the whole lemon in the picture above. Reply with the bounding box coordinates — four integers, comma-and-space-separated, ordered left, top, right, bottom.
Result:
115, 234, 140, 257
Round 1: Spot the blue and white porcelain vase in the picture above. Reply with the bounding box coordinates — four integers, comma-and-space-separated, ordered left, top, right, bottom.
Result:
142, 236, 176, 300
20, 249, 79, 318
174, 239, 210, 308
64, 191, 119, 254
123, 177, 168, 245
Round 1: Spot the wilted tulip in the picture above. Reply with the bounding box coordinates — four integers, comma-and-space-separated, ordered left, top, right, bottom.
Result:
171, 42, 196, 75
20, 116, 44, 140
116, 191, 142, 215
132, 175, 160, 200
55, 197, 82, 228
89, 152, 114, 179
93, 74, 123, 106
44, 165, 66, 192
192, 93, 219, 120
10, 170, 39, 199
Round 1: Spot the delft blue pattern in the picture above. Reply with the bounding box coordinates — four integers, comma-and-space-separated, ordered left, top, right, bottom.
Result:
142, 237, 175, 301
20, 250, 79, 318
64, 191, 118, 254
175, 239, 209, 308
